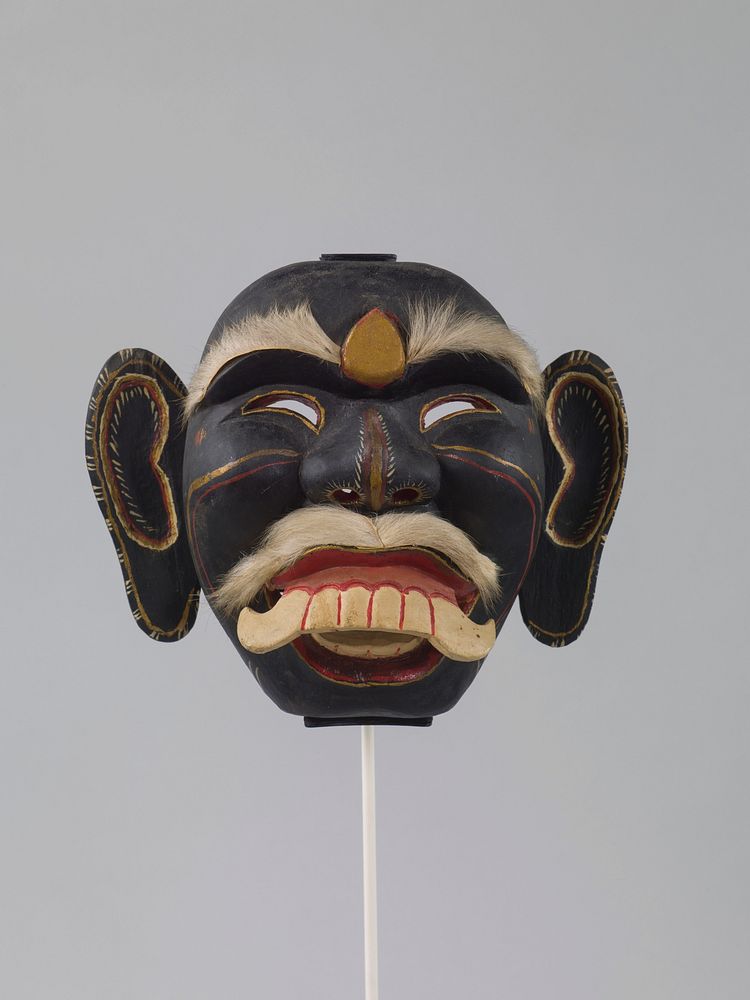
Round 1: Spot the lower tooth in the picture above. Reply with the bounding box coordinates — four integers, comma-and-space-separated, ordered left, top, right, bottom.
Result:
313, 631, 421, 658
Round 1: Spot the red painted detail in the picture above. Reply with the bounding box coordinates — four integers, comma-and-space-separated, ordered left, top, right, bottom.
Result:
285, 581, 455, 605
101, 375, 175, 546
398, 592, 406, 630
292, 634, 443, 686
336, 590, 342, 626
366, 589, 375, 627
428, 598, 436, 636
189, 458, 299, 591
300, 592, 313, 631
548, 377, 618, 538
272, 548, 476, 609
440, 452, 539, 621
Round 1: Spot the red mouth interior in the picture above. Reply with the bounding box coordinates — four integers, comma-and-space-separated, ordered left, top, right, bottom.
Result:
271, 548, 479, 686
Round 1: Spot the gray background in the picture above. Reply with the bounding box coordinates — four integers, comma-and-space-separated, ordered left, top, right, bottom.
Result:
2, 1, 748, 997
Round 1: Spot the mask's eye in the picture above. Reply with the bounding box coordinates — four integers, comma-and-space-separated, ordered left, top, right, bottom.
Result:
420, 394, 499, 431
241, 391, 324, 432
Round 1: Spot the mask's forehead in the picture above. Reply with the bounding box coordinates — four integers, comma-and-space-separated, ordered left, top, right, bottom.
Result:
202, 257, 505, 355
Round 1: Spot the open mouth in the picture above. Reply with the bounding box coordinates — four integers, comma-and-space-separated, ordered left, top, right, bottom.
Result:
235, 547, 495, 686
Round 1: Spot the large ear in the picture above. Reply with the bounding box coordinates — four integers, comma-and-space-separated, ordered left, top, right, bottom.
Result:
85, 349, 200, 641
519, 351, 628, 646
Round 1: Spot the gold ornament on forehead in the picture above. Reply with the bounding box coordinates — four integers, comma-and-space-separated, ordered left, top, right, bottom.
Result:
340, 308, 406, 388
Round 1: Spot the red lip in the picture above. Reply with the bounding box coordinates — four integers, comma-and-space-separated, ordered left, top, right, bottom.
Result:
272, 547, 477, 609
270, 547, 479, 686
292, 634, 443, 685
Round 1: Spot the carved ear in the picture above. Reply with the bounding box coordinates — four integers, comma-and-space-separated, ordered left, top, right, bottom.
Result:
519, 351, 628, 646
85, 349, 200, 641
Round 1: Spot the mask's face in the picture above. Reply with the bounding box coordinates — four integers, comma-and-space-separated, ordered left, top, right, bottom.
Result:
86, 258, 628, 726
182, 277, 546, 722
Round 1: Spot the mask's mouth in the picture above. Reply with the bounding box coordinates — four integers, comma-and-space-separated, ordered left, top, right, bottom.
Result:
235, 547, 496, 685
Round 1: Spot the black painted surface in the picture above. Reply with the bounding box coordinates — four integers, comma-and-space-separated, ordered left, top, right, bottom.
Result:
85, 257, 628, 724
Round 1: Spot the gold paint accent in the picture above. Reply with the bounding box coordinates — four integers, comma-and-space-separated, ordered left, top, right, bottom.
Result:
87, 357, 197, 639
240, 389, 325, 434
369, 458, 384, 510
340, 308, 406, 387
185, 448, 300, 507
545, 371, 622, 549
99, 374, 179, 551
419, 393, 500, 433
361, 408, 389, 511
526, 544, 600, 640
528, 352, 627, 639
431, 444, 543, 507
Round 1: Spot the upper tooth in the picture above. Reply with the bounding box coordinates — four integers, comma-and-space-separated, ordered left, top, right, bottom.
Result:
236, 590, 310, 653
427, 596, 495, 661
339, 586, 372, 630
304, 587, 340, 632
401, 590, 433, 636
370, 585, 403, 630
235, 583, 497, 663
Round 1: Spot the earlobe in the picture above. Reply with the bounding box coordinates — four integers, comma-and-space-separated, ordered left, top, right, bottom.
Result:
519, 351, 628, 646
86, 348, 200, 641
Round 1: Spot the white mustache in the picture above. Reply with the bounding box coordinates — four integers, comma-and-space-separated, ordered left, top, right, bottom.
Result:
213, 505, 501, 616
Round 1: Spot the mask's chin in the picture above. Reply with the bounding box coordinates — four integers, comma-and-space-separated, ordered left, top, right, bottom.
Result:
233, 546, 496, 687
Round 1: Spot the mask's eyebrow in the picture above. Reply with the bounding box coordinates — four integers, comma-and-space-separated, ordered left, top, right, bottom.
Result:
183, 303, 339, 419
405, 298, 543, 409
184, 297, 544, 420
200, 350, 344, 409
401, 353, 532, 405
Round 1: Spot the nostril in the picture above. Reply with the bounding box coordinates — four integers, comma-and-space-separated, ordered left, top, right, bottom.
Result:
331, 487, 362, 506
391, 487, 421, 506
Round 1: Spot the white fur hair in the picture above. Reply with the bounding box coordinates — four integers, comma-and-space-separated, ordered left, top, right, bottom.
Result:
406, 298, 543, 409
213, 506, 501, 615
183, 304, 340, 419
184, 299, 543, 418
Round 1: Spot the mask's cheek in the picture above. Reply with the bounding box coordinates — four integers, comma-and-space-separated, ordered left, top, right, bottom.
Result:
184, 449, 304, 596
434, 440, 544, 619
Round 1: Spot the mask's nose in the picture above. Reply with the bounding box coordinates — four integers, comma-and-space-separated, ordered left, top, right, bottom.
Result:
300, 404, 440, 513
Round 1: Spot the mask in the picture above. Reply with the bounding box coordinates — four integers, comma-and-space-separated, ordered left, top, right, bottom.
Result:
85, 255, 627, 725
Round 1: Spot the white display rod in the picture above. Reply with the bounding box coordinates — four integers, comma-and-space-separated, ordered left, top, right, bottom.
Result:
361, 725, 379, 1000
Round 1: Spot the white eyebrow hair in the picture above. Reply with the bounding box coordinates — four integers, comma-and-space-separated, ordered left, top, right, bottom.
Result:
183, 298, 543, 419
183, 304, 339, 419
405, 298, 543, 407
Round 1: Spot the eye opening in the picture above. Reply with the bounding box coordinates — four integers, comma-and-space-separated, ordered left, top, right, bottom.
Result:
420, 394, 499, 431
330, 487, 361, 506
389, 483, 428, 506
241, 390, 324, 432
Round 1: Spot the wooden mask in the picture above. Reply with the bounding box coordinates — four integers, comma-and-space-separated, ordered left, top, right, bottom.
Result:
86, 256, 627, 725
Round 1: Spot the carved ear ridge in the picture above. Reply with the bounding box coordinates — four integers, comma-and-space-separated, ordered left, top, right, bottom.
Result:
86, 348, 201, 641
519, 350, 628, 646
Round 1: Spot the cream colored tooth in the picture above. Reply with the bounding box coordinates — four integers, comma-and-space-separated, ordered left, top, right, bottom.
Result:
236, 585, 496, 663
401, 590, 433, 636
338, 585, 372, 630
313, 630, 422, 658
303, 587, 342, 633
370, 585, 403, 632
427, 596, 496, 661
236, 590, 309, 653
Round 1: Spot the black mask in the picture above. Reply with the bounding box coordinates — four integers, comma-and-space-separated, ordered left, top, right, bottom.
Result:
86, 256, 627, 726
